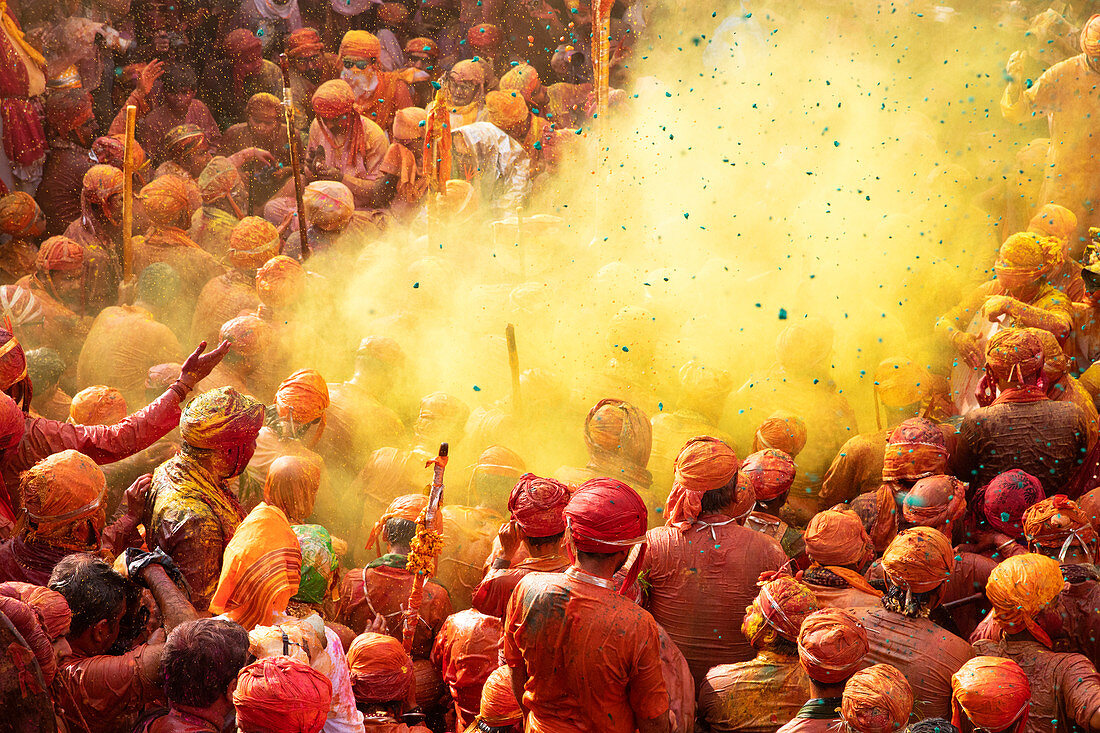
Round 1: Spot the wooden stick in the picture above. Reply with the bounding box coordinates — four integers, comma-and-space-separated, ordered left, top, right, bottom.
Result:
278, 54, 310, 260
122, 104, 136, 280
506, 323, 522, 417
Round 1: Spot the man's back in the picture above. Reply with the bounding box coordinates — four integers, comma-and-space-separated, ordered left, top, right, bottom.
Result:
848, 605, 972, 719
643, 519, 787, 684
504, 570, 669, 733
958, 398, 1088, 493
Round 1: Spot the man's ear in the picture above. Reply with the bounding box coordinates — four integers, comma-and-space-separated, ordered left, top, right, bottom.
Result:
91, 616, 114, 646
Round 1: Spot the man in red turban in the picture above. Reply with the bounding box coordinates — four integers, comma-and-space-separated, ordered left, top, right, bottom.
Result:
234, 656, 332, 733
36, 89, 96, 238
778, 608, 869, 733
742, 448, 805, 559
848, 528, 973, 719
146, 385, 264, 609
698, 577, 819, 732
334, 494, 453, 660
473, 473, 570, 617
957, 329, 1089, 495
641, 437, 787, 685
504, 478, 671, 732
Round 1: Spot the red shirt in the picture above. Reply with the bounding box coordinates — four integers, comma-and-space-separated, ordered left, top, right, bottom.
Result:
472, 554, 569, 617
430, 608, 503, 729
504, 569, 670, 733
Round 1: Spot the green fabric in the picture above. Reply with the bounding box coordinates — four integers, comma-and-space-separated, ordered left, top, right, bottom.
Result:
795, 698, 843, 720
291, 524, 337, 604
367, 552, 408, 570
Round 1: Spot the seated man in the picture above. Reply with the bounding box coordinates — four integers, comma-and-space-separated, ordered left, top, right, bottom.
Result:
450, 120, 532, 213
204, 29, 283, 130
286, 28, 341, 132
190, 215, 275, 345
338, 30, 414, 131
190, 156, 246, 260
346, 632, 432, 730
220, 92, 296, 206
304, 79, 390, 209
427, 60, 486, 130
49, 552, 199, 733
138, 619, 251, 733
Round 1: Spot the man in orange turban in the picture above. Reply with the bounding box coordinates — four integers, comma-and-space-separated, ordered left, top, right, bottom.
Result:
956, 329, 1089, 495
189, 214, 270, 345
742, 448, 805, 559
0, 192, 44, 284
848, 528, 972, 719
221, 93, 295, 204
338, 30, 414, 132
466, 666, 522, 732
62, 164, 125, 311
840, 665, 912, 733
951, 657, 1030, 733
1024, 494, 1099, 563
256, 255, 305, 312
472, 473, 570, 617
209, 502, 303, 631
698, 577, 819, 732
17, 236, 89, 355
504, 478, 670, 732
245, 368, 330, 489
146, 385, 264, 608
799, 508, 881, 608
347, 632, 430, 729
334, 494, 453, 660
378, 107, 429, 218
973, 551, 1100, 733
642, 437, 786, 685
484, 90, 555, 170
305, 79, 390, 209
286, 28, 340, 130
69, 385, 127, 426
753, 411, 808, 457
234, 656, 332, 733
779, 608, 869, 733
556, 397, 653, 506
134, 174, 224, 308
0, 450, 103, 584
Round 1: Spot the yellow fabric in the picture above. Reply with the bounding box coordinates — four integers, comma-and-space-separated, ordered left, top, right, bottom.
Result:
0, 2, 44, 68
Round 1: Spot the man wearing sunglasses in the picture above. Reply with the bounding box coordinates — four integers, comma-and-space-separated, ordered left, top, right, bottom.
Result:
338, 30, 414, 132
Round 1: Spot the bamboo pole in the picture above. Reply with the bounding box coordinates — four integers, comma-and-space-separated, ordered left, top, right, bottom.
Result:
122, 104, 136, 280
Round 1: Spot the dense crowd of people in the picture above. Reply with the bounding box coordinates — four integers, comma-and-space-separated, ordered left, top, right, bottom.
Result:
2, 0, 1100, 731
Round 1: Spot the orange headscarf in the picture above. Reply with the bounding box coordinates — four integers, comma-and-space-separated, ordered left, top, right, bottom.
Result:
0, 192, 41, 237
873, 357, 930, 410
738, 448, 796, 502
1023, 495, 1099, 563
263, 455, 323, 523
220, 314, 273, 360
228, 216, 281, 270
179, 386, 264, 450
139, 175, 195, 231
339, 30, 381, 59
275, 369, 329, 436
665, 436, 740, 531
1028, 203, 1077, 242
841, 664, 913, 733
881, 418, 948, 483
745, 577, 820, 644
900, 474, 967, 533
985, 328, 1045, 384
255, 255, 305, 309
233, 656, 332, 733
69, 385, 127, 426
984, 553, 1064, 648
753, 411, 807, 457
209, 503, 303, 631
1081, 14, 1100, 58
346, 632, 416, 706
583, 398, 652, 489
797, 608, 868, 684
476, 666, 522, 728
365, 493, 430, 552
801, 509, 879, 596
951, 657, 1030, 733
17, 450, 106, 549
0, 581, 71, 641
880, 527, 954, 594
